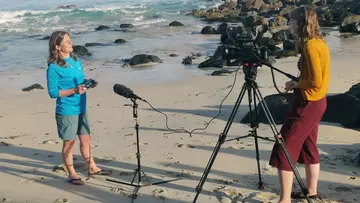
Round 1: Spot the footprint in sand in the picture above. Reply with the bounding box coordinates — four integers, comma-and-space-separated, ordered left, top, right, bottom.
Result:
94, 156, 116, 163
1, 197, 6, 202
153, 189, 167, 202
213, 186, 243, 203
20, 177, 45, 184
228, 145, 245, 150
166, 170, 192, 178
255, 192, 278, 202
53, 198, 68, 203
176, 144, 195, 148
42, 139, 59, 144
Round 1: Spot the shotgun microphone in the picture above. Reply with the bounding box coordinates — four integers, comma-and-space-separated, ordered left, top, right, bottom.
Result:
113, 84, 146, 102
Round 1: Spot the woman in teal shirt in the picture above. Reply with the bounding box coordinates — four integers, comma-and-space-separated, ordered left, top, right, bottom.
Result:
46, 31, 111, 185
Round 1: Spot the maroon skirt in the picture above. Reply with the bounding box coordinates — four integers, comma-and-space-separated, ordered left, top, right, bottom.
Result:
269, 88, 327, 171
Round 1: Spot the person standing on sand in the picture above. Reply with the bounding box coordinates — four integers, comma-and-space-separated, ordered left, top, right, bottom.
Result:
46, 31, 112, 185
269, 6, 330, 203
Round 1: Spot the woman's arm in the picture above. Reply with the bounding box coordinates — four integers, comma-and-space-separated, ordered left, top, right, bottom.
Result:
46, 65, 77, 98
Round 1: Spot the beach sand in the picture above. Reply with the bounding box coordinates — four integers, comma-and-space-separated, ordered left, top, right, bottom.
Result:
1, 48, 360, 203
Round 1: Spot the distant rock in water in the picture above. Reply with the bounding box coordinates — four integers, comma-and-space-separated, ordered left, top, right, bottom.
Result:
85, 43, 104, 47
56, 4, 76, 10
120, 24, 134, 28
95, 25, 110, 31
114, 39, 126, 44
129, 54, 163, 66
41, 36, 50, 40
73, 45, 91, 56
169, 21, 184, 26
22, 84, 44, 92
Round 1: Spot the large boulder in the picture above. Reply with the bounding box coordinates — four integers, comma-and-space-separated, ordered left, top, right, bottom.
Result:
241, 83, 360, 129
129, 54, 163, 66
73, 45, 91, 56
340, 15, 360, 33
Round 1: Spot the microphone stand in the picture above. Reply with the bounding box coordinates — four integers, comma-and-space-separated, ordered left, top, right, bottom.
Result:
106, 98, 182, 201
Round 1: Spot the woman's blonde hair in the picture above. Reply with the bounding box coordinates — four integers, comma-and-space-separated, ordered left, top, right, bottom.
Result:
290, 6, 322, 40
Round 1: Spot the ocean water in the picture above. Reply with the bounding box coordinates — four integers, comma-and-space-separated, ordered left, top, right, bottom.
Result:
1, 0, 360, 89
0, 0, 223, 73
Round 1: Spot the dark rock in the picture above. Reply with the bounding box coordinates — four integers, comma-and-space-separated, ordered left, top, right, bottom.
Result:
85, 43, 103, 47
95, 25, 110, 31
240, 0, 265, 11
201, 26, 217, 34
129, 54, 163, 66
41, 36, 50, 40
114, 39, 126, 43
22, 84, 44, 92
275, 50, 298, 58
169, 21, 184, 26
283, 39, 296, 51
182, 56, 192, 64
340, 15, 360, 33
73, 46, 91, 56
346, 83, 360, 99
272, 29, 294, 44
120, 24, 134, 28
217, 23, 229, 35
258, 37, 278, 52
241, 84, 360, 129
211, 69, 236, 76
241, 93, 293, 125
169, 54, 178, 57
198, 46, 226, 68
56, 4, 76, 9
269, 16, 288, 27
322, 93, 360, 128
73, 45, 91, 56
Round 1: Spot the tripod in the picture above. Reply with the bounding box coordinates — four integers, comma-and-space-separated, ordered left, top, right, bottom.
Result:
106, 98, 182, 194
192, 62, 311, 203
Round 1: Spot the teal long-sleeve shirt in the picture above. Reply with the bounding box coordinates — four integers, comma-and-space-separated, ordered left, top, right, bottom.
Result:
46, 57, 87, 116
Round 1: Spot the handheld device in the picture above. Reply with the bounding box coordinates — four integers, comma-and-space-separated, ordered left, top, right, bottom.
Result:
82, 79, 97, 88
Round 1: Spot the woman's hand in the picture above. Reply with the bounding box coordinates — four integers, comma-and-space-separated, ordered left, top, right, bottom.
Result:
285, 80, 298, 92
74, 85, 87, 94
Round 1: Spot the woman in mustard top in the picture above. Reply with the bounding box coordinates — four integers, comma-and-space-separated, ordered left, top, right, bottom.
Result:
269, 6, 330, 202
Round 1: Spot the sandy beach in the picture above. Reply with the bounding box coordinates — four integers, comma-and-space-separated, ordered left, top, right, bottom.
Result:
1, 48, 360, 203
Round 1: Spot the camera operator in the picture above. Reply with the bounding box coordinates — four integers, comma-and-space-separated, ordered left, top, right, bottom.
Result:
46, 31, 111, 185
268, 6, 330, 202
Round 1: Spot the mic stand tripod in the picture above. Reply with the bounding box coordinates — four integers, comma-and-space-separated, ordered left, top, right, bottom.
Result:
106, 98, 182, 198
192, 62, 311, 203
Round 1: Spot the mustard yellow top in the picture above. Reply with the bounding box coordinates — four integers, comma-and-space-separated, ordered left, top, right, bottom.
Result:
298, 38, 330, 101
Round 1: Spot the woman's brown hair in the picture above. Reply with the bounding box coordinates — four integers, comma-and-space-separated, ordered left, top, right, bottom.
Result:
290, 5, 322, 40
47, 31, 77, 67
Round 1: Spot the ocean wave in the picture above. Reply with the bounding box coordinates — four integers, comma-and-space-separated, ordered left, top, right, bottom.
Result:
0, 0, 223, 35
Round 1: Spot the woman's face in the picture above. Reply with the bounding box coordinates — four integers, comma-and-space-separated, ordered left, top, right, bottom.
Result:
289, 19, 299, 37
58, 34, 73, 54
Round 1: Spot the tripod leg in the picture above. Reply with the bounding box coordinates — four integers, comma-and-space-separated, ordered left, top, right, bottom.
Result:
249, 87, 264, 190
252, 84, 312, 203
193, 83, 248, 203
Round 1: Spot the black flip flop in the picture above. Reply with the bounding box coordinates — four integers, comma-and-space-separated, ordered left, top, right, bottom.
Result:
67, 178, 85, 185
291, 191, 323, 200
88, 169, 112, 176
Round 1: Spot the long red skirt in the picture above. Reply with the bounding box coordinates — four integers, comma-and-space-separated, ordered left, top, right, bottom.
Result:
269, 88, 327, 171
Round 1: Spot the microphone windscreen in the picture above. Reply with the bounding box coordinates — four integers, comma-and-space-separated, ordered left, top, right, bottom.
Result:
113, 84, 134, 98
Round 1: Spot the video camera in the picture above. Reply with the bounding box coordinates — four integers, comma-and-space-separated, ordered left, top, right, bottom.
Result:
221, 24, 272, 81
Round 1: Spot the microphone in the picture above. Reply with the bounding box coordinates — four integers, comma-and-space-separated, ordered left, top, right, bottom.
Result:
113, 84, 147, 102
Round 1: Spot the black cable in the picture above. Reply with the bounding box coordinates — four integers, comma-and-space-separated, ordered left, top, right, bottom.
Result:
144, 64, 241, 137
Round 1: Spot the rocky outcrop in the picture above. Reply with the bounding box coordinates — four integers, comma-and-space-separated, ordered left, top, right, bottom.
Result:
128, 54, 163, 66
241, 83, 360, 129
73, 45, 91, 56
